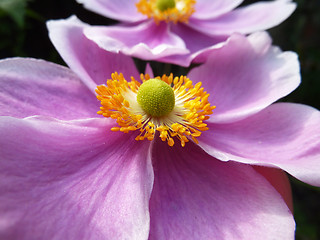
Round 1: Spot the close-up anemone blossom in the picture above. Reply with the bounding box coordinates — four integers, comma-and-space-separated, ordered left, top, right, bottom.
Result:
74, 0, 297, 66
0, 16, 319, 239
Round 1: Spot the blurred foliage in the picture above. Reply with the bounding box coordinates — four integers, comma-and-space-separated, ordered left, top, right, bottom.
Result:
0, 0, 319, 239
0, 0, 29, 27
292, 178, 320, 240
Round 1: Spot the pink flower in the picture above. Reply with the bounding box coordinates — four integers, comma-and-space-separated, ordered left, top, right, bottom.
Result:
1, 18, 320, 240
74, 0, 296, 66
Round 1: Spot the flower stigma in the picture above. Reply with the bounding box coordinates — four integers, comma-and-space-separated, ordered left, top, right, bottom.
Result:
136, 0, 196, 24
137, 78, 175, 117
156, 0, 175, 12
95, 72, 215, 147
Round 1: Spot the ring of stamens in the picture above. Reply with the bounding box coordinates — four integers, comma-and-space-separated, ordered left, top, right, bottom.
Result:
95, 72, 215, 147
136, 0, 196, 24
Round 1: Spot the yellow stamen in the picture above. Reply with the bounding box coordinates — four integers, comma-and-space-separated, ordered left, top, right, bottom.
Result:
136, 0, 196, 24
96, 72, 215, 147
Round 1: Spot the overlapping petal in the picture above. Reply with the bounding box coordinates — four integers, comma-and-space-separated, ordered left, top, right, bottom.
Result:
188, 32, 300, 123
0, 116, 153, 240
148, 140, 295, 239
199, 103, 320, 187
47, 16, 140, 91
159, 23, 227, 66
0, 58, 98, 119
84, 20, 226, 67
84, 20, 189, 61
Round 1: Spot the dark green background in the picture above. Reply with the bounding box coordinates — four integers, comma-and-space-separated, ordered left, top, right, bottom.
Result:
0, 0, 319, 239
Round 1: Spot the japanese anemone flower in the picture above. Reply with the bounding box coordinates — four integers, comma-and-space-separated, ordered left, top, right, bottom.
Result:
1, 18, 320, 240
74, 0, 296, 66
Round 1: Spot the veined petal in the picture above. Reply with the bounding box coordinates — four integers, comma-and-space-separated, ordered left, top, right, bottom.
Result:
187, 32, 300, 123
189, 0, 296, 36
84, 20, 189, 61
0, 116, 153, 240
199, 103, 320, 187
148, 140, 295, 239
47, 16, 140, 92
192, 0, 243, 20
0, 58, 98, 120
76, 0, 146, 22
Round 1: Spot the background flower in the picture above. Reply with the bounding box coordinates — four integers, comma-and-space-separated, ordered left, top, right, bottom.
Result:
74, 0, 296, 66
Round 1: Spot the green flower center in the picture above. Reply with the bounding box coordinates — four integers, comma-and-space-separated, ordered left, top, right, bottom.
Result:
156, 0, 176, 12
137, 78, 175, 117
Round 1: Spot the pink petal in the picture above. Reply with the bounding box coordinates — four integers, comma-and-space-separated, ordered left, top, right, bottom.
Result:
81, 18, 225, 67
189, 0, 296, 35
199, 103, 320, 187
85, 20, 222, 67
0, 58, 98, 119
148, 140, 295, 239
76, 0, 145, 22
187, 32, 300, 123
170, 21, 229, 61
150, 23, 227, 66
0, 116, 153, 239
84, 20, 189, 61
254, 166, 293, 213
47, 16, 140, 92
192, 0, 243, 20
